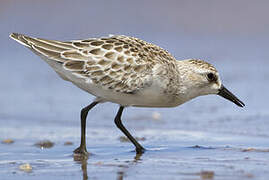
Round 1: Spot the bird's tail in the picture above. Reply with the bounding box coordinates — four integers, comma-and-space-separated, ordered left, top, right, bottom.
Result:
10, 33, 32, 48
9, 33, 77, 63
9, 33, 88, 81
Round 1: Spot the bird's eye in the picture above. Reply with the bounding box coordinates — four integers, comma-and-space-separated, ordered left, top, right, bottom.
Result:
207, 73, 216, 81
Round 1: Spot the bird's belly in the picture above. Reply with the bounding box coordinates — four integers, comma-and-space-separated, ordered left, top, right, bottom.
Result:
53, 67, 182, 107
72, 79, 180, 107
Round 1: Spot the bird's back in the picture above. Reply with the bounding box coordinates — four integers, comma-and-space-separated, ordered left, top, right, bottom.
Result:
10, 33, 180, 106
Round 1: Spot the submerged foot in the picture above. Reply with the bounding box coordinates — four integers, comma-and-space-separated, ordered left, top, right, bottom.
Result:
136, 147, 146, 154
73, 146, 89, 161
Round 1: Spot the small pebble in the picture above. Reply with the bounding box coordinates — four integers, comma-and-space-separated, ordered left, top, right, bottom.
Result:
94, 161, 103, 166
2, 139, 14, 144
19, 163, 32, 172
152, 112, 161, 120
200, 170, 214, 179
245, 173, 254, 178
241, 147, 269, 152
64, 141, 73, 146
35, 140, 54, 148
242, 147, 255, 152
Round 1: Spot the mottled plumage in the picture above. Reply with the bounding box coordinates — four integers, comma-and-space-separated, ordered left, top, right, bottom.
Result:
11, 34, 177, 94
10, 33, 185, 107
10, 33, 244, 155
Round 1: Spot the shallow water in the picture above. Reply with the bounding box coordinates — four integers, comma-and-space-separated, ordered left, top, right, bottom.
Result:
1, 1, 269, 179
1, 119, 269, 180
2, 38, 269, 179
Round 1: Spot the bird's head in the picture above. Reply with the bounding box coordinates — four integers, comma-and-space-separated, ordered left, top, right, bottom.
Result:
177, 59, 245, 107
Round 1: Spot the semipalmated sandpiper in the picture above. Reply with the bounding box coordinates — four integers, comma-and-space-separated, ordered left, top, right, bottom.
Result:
10, 33, 245, 156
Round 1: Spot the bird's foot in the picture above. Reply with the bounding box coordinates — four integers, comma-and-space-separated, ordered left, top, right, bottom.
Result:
73, 146, 89, 161
136, 147, 146, 154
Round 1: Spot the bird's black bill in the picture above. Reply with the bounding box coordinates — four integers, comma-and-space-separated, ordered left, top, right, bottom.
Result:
218, 85, 245, 107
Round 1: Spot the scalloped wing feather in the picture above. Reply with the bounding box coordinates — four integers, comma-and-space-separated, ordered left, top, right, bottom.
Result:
10, 33, 177, 93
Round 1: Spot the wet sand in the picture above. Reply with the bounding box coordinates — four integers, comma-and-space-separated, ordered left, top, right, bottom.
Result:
1, 1, 269, 178
1, 38, 269, 179
1, 97, 269, 180
1, 39, 269, 179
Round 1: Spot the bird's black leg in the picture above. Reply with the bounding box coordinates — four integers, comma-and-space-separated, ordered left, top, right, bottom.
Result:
74, 101, 99, 156
114, 106, 145, 154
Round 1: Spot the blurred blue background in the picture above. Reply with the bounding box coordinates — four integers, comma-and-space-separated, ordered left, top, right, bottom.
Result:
1, 1, 269, 179
1, 0, 269, 138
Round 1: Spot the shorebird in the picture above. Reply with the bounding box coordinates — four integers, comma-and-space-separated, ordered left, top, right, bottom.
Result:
10, 33, 245, 156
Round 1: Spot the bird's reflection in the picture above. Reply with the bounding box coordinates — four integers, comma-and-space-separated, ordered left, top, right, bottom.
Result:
81, 159, 88, 180
73, 154, 89, 180
133, 153, 143, 163
116, 153, 143, 180
116, 170, 124, 180
74, 152, 143, 180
